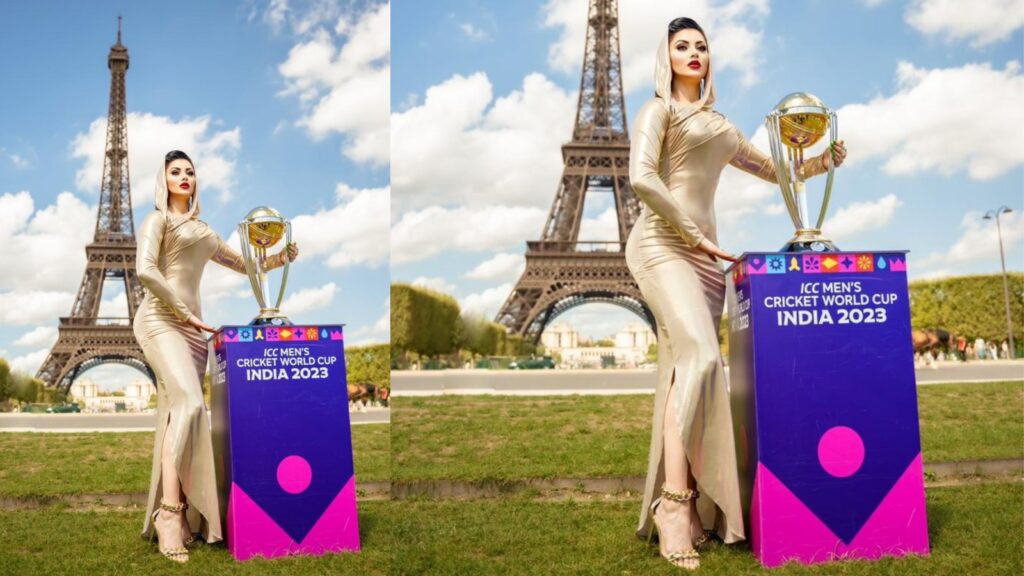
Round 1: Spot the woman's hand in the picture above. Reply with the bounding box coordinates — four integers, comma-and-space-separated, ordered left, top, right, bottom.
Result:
186, 314, 216, 334
822, 140, 847, 169
696, 238, 738, 263
281, 242, 299, 264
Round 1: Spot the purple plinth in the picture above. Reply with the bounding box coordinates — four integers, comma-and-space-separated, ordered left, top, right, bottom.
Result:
211, 324, 361, 561
727, 252, 929, 568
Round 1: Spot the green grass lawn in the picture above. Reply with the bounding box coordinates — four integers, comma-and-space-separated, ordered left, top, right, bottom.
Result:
391, 482, 1022, 576
0, 501, 393, 576
0, 424, 389, 498
392, 382, 1024, 482
1, 483, 1018, 575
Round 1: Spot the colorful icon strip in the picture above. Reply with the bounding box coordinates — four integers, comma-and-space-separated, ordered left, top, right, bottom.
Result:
735, 253, 907, 282
217, 326, 344, 345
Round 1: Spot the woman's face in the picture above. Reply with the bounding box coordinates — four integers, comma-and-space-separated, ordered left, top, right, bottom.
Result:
669, 28, 709, 82
165, 158, 195, 201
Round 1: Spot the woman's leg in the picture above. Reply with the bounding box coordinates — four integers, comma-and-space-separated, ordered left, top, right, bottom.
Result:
161, 419, 182, 505
657, 377, 700, 569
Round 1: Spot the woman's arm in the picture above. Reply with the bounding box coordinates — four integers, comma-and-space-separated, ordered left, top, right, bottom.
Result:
136, 212, 193, 322
629, 100, 705, 248
730, 127, 838, 183
210, 234, 288, 274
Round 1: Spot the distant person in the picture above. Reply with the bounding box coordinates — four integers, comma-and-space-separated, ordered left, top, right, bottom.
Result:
957, 335, 967, 361
988, 342, 998, 361
974, 337, 986, 360
1002, 340, 1010, 359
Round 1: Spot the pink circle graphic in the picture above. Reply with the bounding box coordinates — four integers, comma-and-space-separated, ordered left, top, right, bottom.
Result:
276, 455, 313, 494
817, 426, 865, 478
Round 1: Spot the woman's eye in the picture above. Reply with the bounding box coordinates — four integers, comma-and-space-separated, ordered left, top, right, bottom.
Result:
698, 46, 707, 52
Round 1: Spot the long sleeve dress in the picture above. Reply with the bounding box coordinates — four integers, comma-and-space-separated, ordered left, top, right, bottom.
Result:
625, 42, 827, 544
133, 174, 285, 543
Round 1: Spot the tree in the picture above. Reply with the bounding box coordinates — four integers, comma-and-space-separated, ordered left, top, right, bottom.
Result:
11, 373, 42, 406
346, 344, 390, 390
0, 359, 11, 405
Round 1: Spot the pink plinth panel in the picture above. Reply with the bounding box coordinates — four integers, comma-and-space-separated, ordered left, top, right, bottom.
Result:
750, 453, 930, 568
226, 476, 361, 561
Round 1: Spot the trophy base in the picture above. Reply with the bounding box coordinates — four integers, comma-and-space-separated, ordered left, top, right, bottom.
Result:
780, 230, 837, 253
248, 313, 293, 326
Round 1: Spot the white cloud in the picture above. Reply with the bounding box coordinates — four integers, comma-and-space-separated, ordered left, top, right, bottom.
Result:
412, 276, 456, 294
281, 281, 338, 315
542, 0, 769, 92
460, 23, 488, 41
9, 349, 49, 375
460, 283, 513, 317
577, 206, 622, 243
291, 184, 390, 269
906, 0, 1024, 47
13, 326, 57, 348
71, 113, 241, 206
262, 0, 291, 33
464, 253, 525, 282
201, 230, 250, 306
278, 2, 390, 164
822, 194, 903, 241
838, 60, 1024, 181
391, 205, 545, 264
714, 125, 783, 240
918, 211, 1024, 269
0, 191, 93, 293
0, 291, 74, 325
349, 297, 389, 345
97, 288, 129, 318
391, 72, 576, 211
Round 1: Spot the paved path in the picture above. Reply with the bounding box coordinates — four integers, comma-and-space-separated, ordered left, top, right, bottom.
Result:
393, 361, 1024, 396
0, 408, 389, 432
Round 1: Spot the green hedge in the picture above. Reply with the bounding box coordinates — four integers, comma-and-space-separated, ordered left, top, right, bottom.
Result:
909, 273, 1023, 345
390, 284, 536, 364
391, 283, 461, 357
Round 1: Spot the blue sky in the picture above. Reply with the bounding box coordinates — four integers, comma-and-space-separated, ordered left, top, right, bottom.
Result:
391, 0, 1024, 339
0, 0, 390, 388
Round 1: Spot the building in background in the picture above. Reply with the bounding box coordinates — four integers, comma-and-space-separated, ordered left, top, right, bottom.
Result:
542, 322, 655, 368
69, 378, 156, 412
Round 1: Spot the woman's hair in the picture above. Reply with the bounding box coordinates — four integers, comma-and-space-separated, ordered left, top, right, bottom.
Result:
164, 149, 193, 167
667, 17, 706, 42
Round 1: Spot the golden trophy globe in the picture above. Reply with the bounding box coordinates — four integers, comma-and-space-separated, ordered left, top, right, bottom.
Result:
238, 206, 292, 325
765, 92, 838, 252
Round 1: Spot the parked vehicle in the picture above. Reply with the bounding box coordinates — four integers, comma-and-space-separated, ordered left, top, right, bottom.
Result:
46, 403, 82, 413
509, 356, 556, 370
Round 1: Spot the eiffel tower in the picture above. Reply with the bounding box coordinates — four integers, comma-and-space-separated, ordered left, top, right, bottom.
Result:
37, 19, 152, 392
495, 0, 653, 342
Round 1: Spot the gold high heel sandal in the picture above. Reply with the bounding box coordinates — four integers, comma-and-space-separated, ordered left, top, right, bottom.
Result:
150, 501, 189, 563
647, 485, 701, 571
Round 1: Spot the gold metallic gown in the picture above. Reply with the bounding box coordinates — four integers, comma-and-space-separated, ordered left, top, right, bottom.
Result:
134, 171, 283, 542
626, 41, 827, 543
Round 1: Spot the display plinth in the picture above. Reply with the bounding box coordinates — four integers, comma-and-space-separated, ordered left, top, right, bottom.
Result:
726, 252, 929, 568
211, 324, 360, 561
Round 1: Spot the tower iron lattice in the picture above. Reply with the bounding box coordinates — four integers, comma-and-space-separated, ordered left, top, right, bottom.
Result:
495, 0, 653, 342
37, 18, 153, 392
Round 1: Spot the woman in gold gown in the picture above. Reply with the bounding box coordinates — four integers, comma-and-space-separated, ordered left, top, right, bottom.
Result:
625, 18, 846, 570
134, 150, 298, 562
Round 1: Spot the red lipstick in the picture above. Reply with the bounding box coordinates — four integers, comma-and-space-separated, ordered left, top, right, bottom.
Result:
688, 61, 701, 70
180, 183, 190, 190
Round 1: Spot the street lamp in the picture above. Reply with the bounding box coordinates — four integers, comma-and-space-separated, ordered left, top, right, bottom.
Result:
983, 206, 1015, 359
